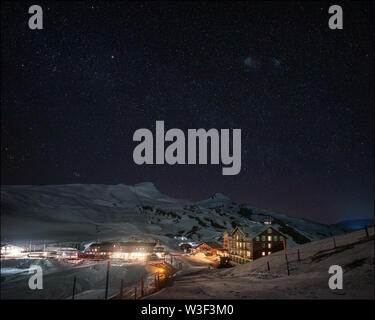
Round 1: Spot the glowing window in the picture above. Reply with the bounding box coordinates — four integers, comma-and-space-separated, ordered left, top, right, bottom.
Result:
268, 243, 271, 249
262, 252, 266, 256
268, 236, 272, 241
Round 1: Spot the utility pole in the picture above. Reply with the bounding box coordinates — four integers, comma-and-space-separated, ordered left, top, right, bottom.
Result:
155, 272, 159, 290
72, 276, 77, 300
104, 261, 110, 299
119, 279, 124, 299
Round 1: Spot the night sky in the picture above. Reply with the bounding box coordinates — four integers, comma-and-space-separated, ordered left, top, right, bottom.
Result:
1, 2, 373, 224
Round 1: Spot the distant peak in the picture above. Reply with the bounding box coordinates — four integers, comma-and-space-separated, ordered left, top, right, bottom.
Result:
133, 182, 162, 194
209, 192, 231, 201
134, 182, 157, 188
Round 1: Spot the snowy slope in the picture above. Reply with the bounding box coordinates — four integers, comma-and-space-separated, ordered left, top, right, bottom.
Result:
1, 183, 342, 248
0, 258, 146, 299
149, 227, 375, 299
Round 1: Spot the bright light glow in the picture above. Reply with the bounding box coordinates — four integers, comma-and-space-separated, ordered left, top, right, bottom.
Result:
1, 245, 24, 256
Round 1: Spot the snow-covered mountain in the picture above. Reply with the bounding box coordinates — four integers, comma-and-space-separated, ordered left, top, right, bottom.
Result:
1, 182, 343, 248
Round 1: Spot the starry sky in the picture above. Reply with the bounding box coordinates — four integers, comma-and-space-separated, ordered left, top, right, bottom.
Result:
1, 2, 373, 224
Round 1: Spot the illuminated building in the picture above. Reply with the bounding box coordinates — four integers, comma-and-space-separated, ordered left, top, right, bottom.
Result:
223, 226, 285, 264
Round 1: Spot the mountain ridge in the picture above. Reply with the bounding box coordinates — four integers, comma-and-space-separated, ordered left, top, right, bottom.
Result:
1, 183, 343, 248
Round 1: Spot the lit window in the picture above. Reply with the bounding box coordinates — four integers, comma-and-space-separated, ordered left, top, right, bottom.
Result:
268, 243, 271, 249
268, 236, 272, 241
262, 252, 265, 256
268, 252, 271, 255
267, 228, 272, 233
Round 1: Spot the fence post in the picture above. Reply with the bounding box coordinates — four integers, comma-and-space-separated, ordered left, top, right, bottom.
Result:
282, 238, 290, 276
104, 261, 110, 300
155, 273, 158, 291
365, 226, 369, 238
297, 249, 301, 262
72, 276, 77, 300
267, 261, 270, 271
119, 279, 123, 299
141, 277, 144, 297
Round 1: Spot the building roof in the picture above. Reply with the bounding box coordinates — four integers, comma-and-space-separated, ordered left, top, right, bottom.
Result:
231, 225, 282, 238
1, 243, 23, 248
89, 241, 156, 247
197, 241, 223, 250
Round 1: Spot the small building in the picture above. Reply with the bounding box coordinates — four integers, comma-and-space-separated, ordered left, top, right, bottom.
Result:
179, 243, 192, 253
194, 241, 224, 256
153, 241, 166, 258
1, 244, 25, 257
223, 226, 286, 264
54, 248, 78, 259
85, 241, 155, 260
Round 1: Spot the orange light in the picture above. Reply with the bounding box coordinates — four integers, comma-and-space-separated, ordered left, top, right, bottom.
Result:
159, 268, 164, 273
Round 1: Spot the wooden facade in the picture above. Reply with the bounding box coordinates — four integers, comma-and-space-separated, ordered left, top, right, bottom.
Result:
194, 241, 224, 256
223, 226, 285, 264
